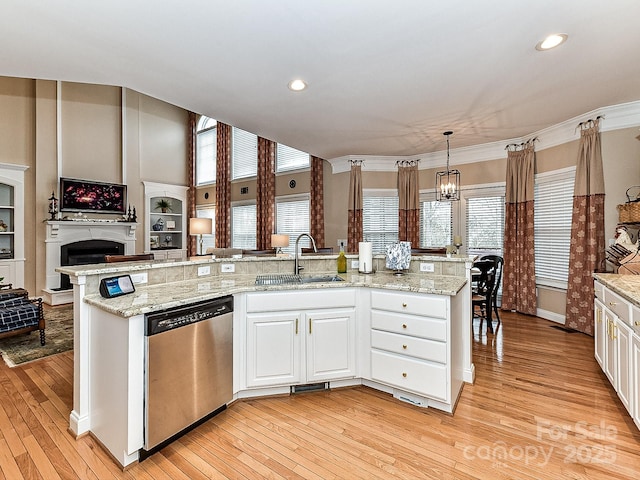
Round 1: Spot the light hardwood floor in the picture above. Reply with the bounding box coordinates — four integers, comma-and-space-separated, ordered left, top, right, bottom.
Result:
1, 311, 639, 479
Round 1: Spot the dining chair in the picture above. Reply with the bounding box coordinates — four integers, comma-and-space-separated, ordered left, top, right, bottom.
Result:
472, 255, 504, 333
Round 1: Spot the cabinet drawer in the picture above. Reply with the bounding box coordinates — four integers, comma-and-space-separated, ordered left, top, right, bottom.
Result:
371, 290, 447, 318
633, 304, 640, 335
371, 329, 446, 363
371, 310, 446, 341
371, 350, 447, 401
604, 288, 631, 325
594, 281, 604, 301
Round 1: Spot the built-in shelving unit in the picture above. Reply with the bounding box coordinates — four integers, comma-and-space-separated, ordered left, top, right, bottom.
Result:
143, 181, 188, 260
0, 163, 26, 287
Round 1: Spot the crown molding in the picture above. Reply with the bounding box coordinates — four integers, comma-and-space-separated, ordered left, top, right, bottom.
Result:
327, 100, 640, 174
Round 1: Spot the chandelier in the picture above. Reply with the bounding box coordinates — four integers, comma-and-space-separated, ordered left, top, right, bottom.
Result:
435, 130, 460, 201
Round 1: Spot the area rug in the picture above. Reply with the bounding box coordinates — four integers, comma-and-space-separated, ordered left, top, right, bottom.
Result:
0, 304, 73, 367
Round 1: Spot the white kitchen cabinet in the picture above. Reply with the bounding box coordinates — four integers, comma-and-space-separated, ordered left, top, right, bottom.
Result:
368, 289, 463, 411
594, 297, 605, 369
245, 289, 357, 388
305, 309, 356, 382
615, 319, 633, 414
594, 280, 636, 423
632, 332, 640, 429
246, 312, 301, 387
603, 308, 617, 387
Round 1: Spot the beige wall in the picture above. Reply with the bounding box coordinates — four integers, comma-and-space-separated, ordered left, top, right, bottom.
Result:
0, 77, 190, 293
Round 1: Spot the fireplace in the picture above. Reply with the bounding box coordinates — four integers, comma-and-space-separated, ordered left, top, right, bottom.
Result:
44, 220, 137, 304
58, 240, 124, 290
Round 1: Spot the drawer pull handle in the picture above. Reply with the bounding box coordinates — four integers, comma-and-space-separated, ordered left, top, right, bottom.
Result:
402, 344, 407, 349
636, 321, 640, 326
402, 303, 407, 308
402, 324, 407, 329
402, 372, 407, 378
608, 302, 617, 307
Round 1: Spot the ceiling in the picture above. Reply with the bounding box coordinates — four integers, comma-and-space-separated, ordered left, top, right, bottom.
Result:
2, 1, 640, 161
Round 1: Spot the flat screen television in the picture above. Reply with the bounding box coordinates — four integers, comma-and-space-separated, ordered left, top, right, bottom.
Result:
60, 178, 127, 214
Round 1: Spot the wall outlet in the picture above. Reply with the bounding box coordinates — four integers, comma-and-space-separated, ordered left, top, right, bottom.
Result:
221, 263, 235, 273
197, 265, 211, 276
337, 239, 347, 249
420, 262, 434, 272
129, 272, 148, 284
351, 260, 359, 269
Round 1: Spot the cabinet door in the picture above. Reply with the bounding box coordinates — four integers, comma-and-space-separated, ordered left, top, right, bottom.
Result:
594, 298, 605, 368
632, 334, 640, 429
305, 309, 356, 382
246, 312, 301, 387
603, 309, 617, 388
615, 320, 633, 414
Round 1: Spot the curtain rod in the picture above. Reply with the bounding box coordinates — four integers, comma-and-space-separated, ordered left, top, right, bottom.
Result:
504, 137, 538, 151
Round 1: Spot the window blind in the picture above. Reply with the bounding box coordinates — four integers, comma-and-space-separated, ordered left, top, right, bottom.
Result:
231, 203, 256, 249
466, 195, 504, 256
276, 144, 309, 172
420, 199, 452, 247
534, 169, 575, 288
196, 127, 216, 185
276, 196, 310, 255
363, 193, 399, 254
232, 127, 257, 180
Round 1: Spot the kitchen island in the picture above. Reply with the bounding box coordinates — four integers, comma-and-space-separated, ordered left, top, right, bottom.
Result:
59, 254, 474, 467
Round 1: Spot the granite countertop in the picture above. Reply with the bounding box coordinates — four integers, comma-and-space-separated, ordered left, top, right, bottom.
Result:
594, 273, 640, 308
83, 271, 468, 318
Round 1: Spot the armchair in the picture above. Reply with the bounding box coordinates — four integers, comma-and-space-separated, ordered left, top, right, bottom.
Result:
0, 289, 46, 346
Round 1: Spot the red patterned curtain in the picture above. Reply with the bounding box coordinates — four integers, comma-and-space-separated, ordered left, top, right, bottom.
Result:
257, 137, 276, 250
347, 161, 363, 253
215, 122, 232, 248
187, 112, 197, 256
310, 156, 325, 247
501, 142, 537, 315
398, 161, 419, 247
565, 119, 605, 335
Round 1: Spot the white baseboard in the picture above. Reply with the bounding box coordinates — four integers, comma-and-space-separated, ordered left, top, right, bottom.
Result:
536, 308, 565, 325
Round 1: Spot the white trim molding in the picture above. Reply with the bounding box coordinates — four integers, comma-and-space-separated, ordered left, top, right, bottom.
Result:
327, 100, 640, 174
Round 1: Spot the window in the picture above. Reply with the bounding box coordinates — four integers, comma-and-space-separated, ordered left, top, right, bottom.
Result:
196, 117, 216, 185
534, 167, 575, 288
232, 127, 257, 180
231, 203, 256, 249
276, 196, 310, 255
363, 191, 399, 254
466, 194, 505, 257
276, 143, 310, 172
420, 197, 452, 247
195, 207, 216, 252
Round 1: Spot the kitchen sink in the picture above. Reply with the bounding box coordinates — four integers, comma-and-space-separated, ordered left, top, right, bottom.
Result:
255, 274, 344, 286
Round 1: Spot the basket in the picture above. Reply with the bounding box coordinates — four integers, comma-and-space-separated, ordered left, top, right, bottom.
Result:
617, 186, 640, 223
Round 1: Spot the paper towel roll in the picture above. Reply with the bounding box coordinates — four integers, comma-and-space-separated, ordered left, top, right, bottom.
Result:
359, 242, 373, 273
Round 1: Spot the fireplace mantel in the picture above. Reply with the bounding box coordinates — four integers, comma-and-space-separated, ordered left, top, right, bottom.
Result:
43, 220, 137, 304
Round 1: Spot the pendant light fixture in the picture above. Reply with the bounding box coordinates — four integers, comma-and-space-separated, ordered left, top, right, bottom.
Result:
436, 130, 461, 201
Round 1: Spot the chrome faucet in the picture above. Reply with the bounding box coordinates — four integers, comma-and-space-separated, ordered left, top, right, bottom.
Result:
294, 233, 317, 274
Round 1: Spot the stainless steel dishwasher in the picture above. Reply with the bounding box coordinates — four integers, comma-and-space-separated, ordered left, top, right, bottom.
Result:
142, 295, 233, 454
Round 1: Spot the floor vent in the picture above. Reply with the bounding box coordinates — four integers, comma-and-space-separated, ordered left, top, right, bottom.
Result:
291, 382, 328, 394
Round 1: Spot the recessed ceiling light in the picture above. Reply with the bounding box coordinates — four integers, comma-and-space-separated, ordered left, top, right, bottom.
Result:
288, 79, 307, 91
536, 33, 568, 51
